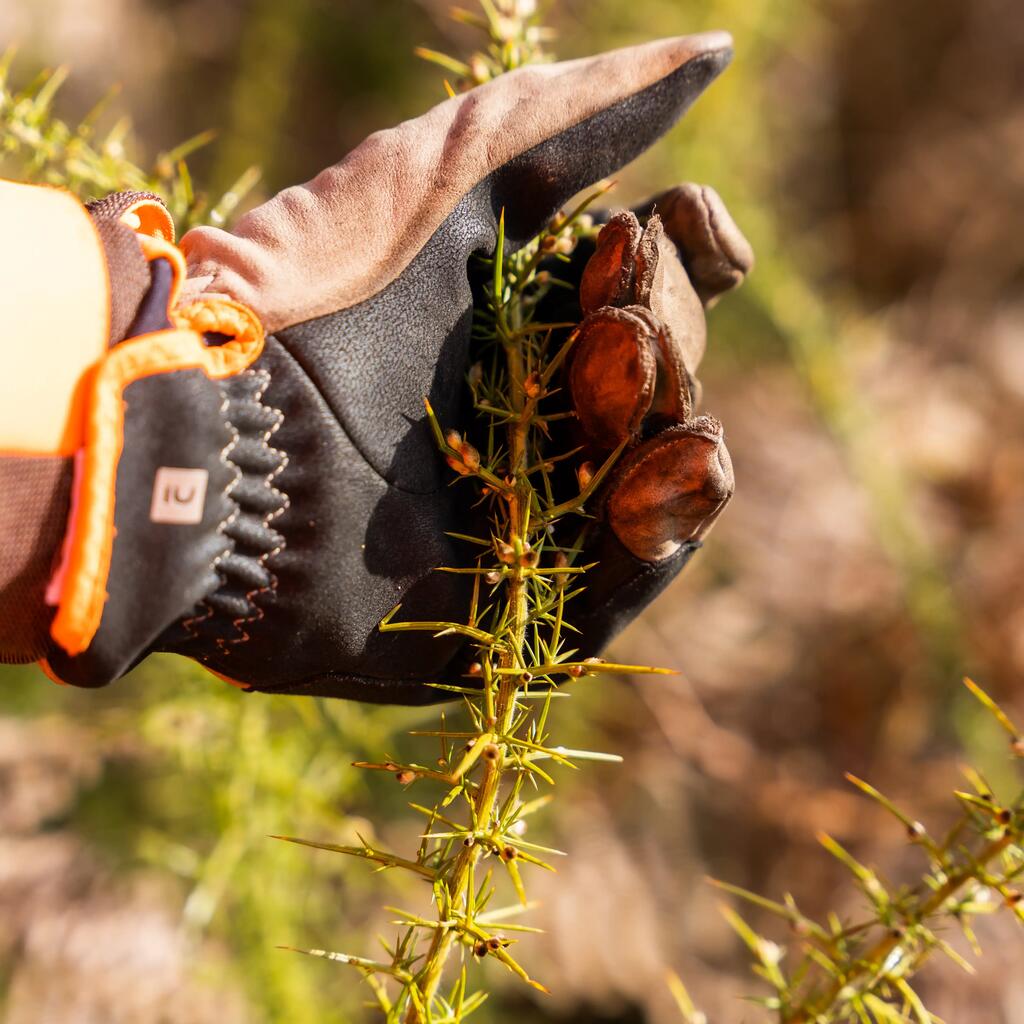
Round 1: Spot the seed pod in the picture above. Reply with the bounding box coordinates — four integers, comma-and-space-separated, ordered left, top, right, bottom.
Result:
467, 661, 483, 677
569, 306, 660, 448
605, 418, 734, 562
473, 941, 488, 958
635, 215, 707, 380
482, 743, 501, 762
395, 769, 416, 785
579, 211, 642, 313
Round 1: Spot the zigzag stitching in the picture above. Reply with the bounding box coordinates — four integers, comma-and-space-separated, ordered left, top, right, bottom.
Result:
215, 368, 290, 652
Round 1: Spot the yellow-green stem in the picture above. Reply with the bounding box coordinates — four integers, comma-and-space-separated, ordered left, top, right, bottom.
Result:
803, 833, 1015, 1020
404, 294, 533, 1022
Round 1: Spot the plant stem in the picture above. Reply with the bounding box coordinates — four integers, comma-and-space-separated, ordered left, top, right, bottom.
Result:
404, 249, 534, 1023
803, 832, 1015, 1019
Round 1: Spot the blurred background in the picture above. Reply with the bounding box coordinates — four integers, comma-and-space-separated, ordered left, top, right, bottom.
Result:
2, 0, 1023, 1021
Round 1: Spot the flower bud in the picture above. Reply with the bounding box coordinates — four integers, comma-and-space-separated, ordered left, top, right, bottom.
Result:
460, 442, 481, 471
496, 541, 516, 564
469, 55, 489, 84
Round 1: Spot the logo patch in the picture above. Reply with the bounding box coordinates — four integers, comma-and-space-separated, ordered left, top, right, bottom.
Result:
150, 467, 209, 524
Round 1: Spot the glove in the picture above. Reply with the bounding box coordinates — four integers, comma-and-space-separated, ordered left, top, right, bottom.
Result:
14, 32, 751, 702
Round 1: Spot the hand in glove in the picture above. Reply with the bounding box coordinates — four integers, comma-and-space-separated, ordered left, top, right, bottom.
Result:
25, 32, 751, 701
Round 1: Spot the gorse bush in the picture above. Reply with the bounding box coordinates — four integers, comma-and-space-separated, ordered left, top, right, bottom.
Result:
669, 678, 1024, 1024
0, 44, 258, 227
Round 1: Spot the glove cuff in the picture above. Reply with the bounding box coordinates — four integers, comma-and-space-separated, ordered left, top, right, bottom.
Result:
43, 235, 267, 686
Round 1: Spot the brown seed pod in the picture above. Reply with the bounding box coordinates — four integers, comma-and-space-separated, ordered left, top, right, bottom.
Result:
634, 214, 708, 380
482, 743, 501, 762
395, 769, 416, 785
645, 312, 694, 425
500, 846, 518, 862
568, 306, 659, 448
579, 211, 642, 313
605, 417, 735, 562
473, 941, 488, 958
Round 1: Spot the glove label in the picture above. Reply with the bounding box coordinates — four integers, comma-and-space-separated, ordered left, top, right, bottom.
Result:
149, 467, 209, 524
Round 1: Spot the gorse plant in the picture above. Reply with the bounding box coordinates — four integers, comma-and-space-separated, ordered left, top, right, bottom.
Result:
669, 678, 1024, 1024
0, 45, 258, 228
272, 4, 673, 1020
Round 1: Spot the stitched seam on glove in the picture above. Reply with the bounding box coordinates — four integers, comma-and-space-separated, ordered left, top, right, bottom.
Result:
185, 368, 289, 650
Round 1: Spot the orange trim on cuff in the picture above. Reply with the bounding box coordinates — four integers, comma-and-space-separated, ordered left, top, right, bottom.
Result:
50, 322, 264, 657
120, 197, 175, 243
37, 657, 70, 686
206, 667, 253, 691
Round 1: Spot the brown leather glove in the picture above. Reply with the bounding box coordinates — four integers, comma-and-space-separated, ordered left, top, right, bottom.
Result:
15, 33, 751, 702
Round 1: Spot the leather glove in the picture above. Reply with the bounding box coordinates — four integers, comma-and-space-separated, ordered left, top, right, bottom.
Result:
34, 32, 751, 702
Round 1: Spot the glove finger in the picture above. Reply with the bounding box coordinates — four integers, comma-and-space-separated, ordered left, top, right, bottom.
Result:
649, 183, 754, 305
604, 416, 733, 562
180, 34, 734, 333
